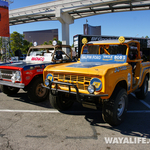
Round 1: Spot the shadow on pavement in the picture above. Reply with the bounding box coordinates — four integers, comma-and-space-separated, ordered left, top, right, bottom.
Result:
2, 88, 150, 139
7, 91, 52, 109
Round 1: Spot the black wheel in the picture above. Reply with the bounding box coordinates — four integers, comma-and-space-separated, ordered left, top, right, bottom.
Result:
135, 75, 148, 99
0, 85, 20, 95
102, 88, 128, 126
27, 77, 48, 102
49, 92, 74, 111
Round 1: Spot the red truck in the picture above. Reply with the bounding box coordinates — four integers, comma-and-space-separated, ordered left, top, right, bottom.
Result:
0, 44, 74, 102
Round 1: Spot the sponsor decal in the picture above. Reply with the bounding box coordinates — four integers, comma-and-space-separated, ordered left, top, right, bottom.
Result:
30, 66, 34, 70
26, 76, 30, 80
35, 65, 41, 69
127, 73, 131, 84
114, 66, 127, 73
90, 78, 102, 91
114, 55, 126, 62
147, 40, 150, 48
31, 57, 45, 61
142, 62, 150, 66
80, 54, 127, 63
91, 36, 118, 41
37, 69, 43, 72
127, 73, 131, 91
102, 55, 113, 61
81, 55, 102, 61
41, 65, 45, 68
141, 66, 150, 82
46, 73, 53, 81
26, 72, 33, 75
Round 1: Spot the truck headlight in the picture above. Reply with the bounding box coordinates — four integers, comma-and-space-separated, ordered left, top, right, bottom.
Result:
15, 71, 21, 81
11, 73, 16, 83
45, 78, 50, 86
11, 71, 21, 83
88, 85, 95, 94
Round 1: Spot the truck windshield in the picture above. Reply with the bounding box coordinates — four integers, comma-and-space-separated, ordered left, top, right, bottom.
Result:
84, 45, 127, 55
29, 48, 54, 56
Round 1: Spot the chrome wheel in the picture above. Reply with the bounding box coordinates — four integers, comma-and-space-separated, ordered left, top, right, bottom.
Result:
117, 96, 125, 118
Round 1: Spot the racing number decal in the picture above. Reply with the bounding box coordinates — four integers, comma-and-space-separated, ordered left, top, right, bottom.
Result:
46, 73, 53, 82
93, 82, 101, 89
48, 76, 53, 80
90, 78, 102, 91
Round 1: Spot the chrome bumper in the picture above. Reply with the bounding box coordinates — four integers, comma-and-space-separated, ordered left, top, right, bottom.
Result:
0, 80, 25, 88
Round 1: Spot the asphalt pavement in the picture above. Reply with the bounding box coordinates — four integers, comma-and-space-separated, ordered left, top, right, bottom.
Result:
0, 82, 150, 150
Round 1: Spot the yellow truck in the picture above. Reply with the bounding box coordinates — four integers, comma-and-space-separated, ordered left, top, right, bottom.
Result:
43, 36, 150, 126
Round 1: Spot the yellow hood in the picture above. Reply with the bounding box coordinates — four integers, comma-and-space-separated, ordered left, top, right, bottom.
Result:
45, 61, 128, 76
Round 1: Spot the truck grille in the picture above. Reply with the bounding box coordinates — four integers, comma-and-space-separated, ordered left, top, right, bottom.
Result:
0, 69, 13, 80
53, 73, 91, 91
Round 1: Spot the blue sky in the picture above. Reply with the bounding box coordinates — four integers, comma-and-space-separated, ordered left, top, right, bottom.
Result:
9, 0, 150, 45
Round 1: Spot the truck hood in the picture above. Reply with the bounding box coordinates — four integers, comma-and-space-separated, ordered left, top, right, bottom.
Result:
45, 54, 128, 75
46, 61, 127, 76
0, 61, 53, 71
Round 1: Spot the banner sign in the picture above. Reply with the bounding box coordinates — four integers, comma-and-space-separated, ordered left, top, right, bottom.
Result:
0, 0, 9, 37
80, 54, 127, 63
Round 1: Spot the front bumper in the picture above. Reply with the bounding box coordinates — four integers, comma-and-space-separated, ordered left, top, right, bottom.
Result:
0, 80, 25, 88
42, 80, 108, 103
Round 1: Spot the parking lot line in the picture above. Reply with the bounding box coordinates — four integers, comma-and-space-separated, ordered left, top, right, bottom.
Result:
0, 109, 150, 113
0, 109, 59, 113
127, 110, 150, 113
130, 93, 150, 110
140, 100, 150, 109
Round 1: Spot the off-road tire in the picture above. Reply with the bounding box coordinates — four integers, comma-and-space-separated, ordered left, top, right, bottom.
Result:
135, 75, 148, 99
0, 85, 20, 95
49, 92, 74, 111
102, 88, 128, 126
27, 77, 48, 102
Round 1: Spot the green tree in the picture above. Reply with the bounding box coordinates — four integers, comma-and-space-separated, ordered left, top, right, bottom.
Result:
48, 40, 52, 45
43, 41, 48, 45
57, 40, 62, 45
43, 38, 62, 45
53, 38, 62, 45
10, 31, 32, 54
145, 36, 149, 38
53, 38, 57, 41
10, 31, 24, 53
22, 40, 32, 54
